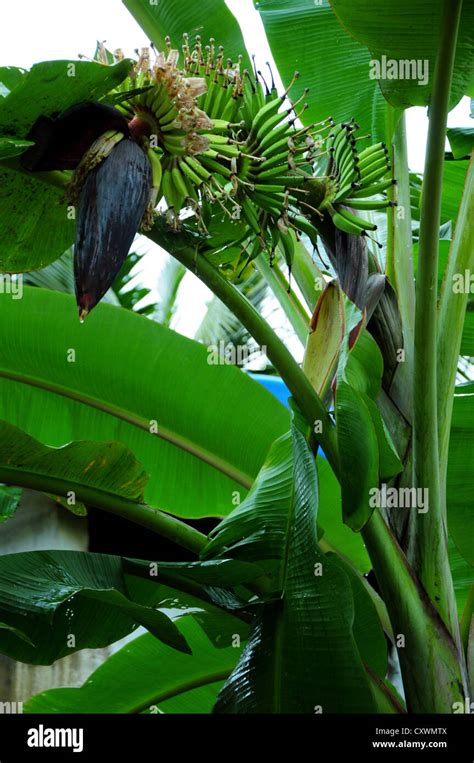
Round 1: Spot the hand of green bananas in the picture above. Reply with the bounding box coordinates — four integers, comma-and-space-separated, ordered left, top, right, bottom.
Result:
21, 37, 396, 317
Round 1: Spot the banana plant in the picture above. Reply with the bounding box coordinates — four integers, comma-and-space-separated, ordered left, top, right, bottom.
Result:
0, 0, 472, 717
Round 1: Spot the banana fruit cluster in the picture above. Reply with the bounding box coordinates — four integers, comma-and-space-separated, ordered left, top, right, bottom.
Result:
63, 36, 396, 315
186, 41, 331, 273
107, 37, 394, 258
321, 120, 397, 235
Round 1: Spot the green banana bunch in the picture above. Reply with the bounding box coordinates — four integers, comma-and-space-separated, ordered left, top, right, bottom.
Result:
102, 35, 397, 267
181, 35, 332, 267
319, 120, 397, 235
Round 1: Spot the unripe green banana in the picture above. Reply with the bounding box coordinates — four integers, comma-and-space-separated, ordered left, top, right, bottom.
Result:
330, 209, 366, 235
358, 156, 390, 181
254, 183, 286, 194
335, 205, 377, 231
349, 178, 396, 198
206, 144, 240, 159
357, 150, 389, 174
241, 197, 261, 234
357, 141, 387, 162
259, 152, 291, 173
289, 214, 319, 246
250, 96, 282, 138
344, 198, 392, 210
184, 155, 211, 181
180, 160, 204, 187
200, 156, 233, 177
260, 135, 292, 160
359, 163, 391, 187
259, 121, 293, 153
211, 118, 232, 131
171, 164, 189, 205
147, 148, 163, 195
279, 229, 295, 274
250, 190, 284, 215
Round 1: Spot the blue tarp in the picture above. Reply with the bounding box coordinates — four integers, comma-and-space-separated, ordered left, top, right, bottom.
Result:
248, 373, 291, 408
248, 372, 327, 460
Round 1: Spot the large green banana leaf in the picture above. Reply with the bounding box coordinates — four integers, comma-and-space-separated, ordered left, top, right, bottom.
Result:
202, 430, 296, 585
461, 308, 474, 356
0, 168, 75, 272
441, 160, 471, 226
317, 458, 371, 573
0, 66, 27, 94
254, 0, 395, 143
335, 303, 401, 532
0, 547, 258, 664
0, 419, 147, 507
205, 425, 383, 712
0, 59, 133, 271
0, 288, 289, 518
447, 128, 474, 160
336, 381, 379, 532
330, 0, 474, 109
0, 60, 133, 139
0, 138, 33, 160
449, 537, 473, 615
414, 237, 473, 356
0, 550, 191, 662
328, 552, 388, 681
0, 484, 22, 522
24, 617, 241, 713
447, 385, 474, 567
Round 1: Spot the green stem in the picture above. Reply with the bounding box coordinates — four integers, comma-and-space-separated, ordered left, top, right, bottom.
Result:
256, 253, 309, 345
437, 156, 474, 480
460, 583, 474, 654
385, 107, 398, 283
412, 0, 463, 635
0, 465, 206, 554
146, 226, 339, 473
387, 113, 415, 417
388, 113, 416, 338
0, 369, 253, 489
319, 536, 394, 642
362, 509, 467, 712
366, 665, 406, 714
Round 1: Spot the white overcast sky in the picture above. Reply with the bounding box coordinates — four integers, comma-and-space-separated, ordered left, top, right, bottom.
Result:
0, 0, 471, 340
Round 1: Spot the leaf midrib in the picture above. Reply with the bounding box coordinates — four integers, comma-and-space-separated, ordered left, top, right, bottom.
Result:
0, 368, 253, 488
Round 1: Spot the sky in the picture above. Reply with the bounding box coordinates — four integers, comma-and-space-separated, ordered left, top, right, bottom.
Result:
1, 0, 471, 341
